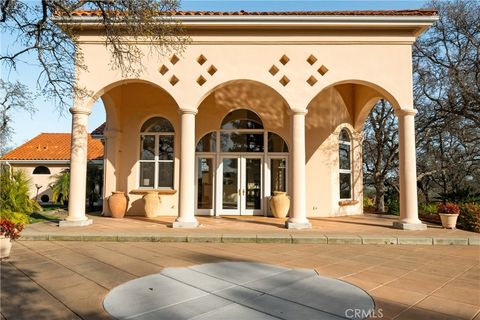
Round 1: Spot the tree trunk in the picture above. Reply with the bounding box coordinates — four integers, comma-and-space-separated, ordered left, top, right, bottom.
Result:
374, 183, 386, 213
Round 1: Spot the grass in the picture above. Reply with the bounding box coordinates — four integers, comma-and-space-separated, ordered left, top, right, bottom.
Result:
28, 212, 60, 224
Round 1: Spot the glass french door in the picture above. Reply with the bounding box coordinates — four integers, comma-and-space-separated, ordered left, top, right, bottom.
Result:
220, 156, 263, 215
195, 157, 215, 215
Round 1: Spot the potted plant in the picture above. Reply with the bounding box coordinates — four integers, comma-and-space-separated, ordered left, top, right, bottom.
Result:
437, 203, 460, 229
0, 219, 24, 259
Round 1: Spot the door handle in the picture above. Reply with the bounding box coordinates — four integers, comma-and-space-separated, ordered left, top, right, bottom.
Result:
242, 189, 245, 196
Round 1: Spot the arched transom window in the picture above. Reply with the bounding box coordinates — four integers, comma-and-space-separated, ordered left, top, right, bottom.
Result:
33, 166, 50, 175
139, 117, 174, 189
339, 128, 352, 199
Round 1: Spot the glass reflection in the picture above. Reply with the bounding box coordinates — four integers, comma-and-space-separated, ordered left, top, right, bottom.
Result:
197, 158, 213, 209
220, 133, 264, 152
222, 158, 238, 209
246, 159, 261, 209
270, 158, 287, 194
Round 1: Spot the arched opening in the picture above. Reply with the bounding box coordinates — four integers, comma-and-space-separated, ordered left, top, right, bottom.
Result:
85, 80, 181, 216
305, 80, 401, 217
33, 166, 50, 175
195, 103, 289, 217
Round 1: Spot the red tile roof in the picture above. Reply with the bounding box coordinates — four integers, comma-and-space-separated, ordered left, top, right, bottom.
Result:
68, 9, 437, 17
1, 133, 104, 161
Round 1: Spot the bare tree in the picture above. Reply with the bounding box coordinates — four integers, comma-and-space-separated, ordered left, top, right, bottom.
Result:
414, 0, 480, 202
363, 99, 399, 213
0, 80, 35, 154
1, 0, 187, 111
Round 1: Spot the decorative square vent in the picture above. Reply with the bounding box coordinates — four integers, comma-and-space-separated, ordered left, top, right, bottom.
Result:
318, 65, 329, 76
197, 54, 207, 65
279, 54, 290, 65
279, 75, 290, 86
307, 55, 317, 66
169, 75, 179, 86
197, 75, 207, 86
307, 76, 318, 86
170, 54, 179, 65
159, 65, 169, 75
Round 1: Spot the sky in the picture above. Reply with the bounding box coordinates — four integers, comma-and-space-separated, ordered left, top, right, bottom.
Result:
2, 0, 428, 149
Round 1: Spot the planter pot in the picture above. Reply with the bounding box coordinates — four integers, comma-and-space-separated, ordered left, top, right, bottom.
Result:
438, 213, 459, 229
269, 191, 290, 218
143, 192, 161, 218
0, 236, 12, 259
108, 192, 128, 218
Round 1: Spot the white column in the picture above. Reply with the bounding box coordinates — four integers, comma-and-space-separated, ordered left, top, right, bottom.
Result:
286, 110, 311, 229
59, 107, 93, 227
173, 109, 199, 228
393, 108, 426, 230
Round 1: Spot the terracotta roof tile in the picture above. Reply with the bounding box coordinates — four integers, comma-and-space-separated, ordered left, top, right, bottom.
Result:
67, 9, 437, 17
1, 133, 104, 161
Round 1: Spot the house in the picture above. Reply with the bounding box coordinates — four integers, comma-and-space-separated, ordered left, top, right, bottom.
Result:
0, 131, 104, 203
58, 10, 437, 229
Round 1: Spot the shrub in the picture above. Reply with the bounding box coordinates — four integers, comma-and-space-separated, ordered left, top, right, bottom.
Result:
0, 167, 40, 220
437, 203, 460, 215
458, 203, 480, 233
0, 219, 24, 240
363, 197, 374, 208
419, 203, 437, 215
50, 169, 70, 205
1, 210, 29, 225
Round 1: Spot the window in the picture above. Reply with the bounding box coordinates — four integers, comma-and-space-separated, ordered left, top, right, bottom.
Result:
139, 117, 174, 189
339, 128, 352, 199
196, 132, 216, 152
33, 166, 50, 174
221, 109, 263, 129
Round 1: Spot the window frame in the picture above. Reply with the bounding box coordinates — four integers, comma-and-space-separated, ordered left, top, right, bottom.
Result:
339, 128, 353, 200
139, 117, 175, 189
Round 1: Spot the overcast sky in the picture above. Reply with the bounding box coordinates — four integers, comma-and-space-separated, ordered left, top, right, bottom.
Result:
2, 0, 428, 148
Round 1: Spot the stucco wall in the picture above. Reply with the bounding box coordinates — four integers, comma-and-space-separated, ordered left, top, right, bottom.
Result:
10, 164, 69, 203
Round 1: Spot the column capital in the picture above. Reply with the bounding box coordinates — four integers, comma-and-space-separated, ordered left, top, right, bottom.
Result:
69, 107, 91, 116
395, 108, 418, 117
178, 108, 197, 115
290, 109, 308, 116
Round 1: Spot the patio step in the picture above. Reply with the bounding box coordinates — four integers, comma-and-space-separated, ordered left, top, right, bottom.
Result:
17, 233, 480, 245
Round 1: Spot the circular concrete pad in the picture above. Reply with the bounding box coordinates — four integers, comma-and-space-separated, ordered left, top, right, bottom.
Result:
104, 262, 374, 320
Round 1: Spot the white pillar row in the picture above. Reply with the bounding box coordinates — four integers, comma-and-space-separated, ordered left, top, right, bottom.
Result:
59, 107, 93, 227
393, 108, 426, 230
286, 110, 312, 229
173, 109, 199, 228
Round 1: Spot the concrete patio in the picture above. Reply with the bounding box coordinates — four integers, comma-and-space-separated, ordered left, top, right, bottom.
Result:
21, 213, 480, 245
1, 241, 479, 319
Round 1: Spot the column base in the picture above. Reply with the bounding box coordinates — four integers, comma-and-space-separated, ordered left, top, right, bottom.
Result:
393, 221, 427, 230
59, 219, 93, 227
172, 220, 199, 228
285, 221, 312, 230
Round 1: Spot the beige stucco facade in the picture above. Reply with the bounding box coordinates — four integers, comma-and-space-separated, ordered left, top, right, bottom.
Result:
5, 162, 68, 202
61, 11, 437, 229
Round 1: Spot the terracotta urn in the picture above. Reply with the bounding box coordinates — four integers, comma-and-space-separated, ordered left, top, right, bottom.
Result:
0, 236, 12, 259
269, 191, 290, 218
438, 213, 459, 229
143, 191, 161, 218
108, 192, 128, 218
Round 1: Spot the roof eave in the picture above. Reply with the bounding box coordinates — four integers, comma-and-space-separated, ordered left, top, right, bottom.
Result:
57, 14, 438, 36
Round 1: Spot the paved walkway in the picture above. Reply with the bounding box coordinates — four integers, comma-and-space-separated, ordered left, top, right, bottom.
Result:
1, 241, 479, 319
21, 214, 480, 245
